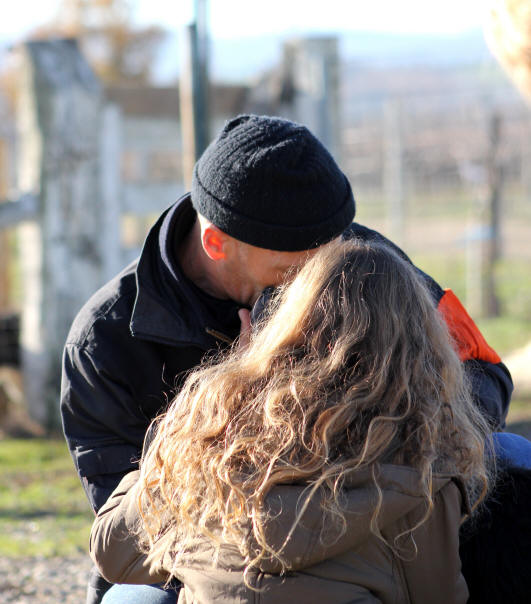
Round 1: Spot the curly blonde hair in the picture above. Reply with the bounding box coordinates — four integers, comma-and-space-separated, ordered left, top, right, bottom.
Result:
138, 238, 491, 579
485, 0, 531, 100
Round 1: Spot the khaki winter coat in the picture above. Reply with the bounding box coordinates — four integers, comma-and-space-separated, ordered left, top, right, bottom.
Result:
90, 464, 470, 604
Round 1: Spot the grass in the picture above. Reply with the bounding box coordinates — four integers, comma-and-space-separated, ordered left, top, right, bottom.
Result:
476, 316, 531, 357
0, 438, 93, 558
506, 397, 531, 441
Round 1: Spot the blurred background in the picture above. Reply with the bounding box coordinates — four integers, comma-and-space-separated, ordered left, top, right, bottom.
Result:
0, 0, 530, 601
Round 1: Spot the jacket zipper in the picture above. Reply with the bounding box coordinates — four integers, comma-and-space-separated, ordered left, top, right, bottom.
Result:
205, 327, 234, 345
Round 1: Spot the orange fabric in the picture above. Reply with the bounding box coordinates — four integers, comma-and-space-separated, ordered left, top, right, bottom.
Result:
438, 289, 501, 364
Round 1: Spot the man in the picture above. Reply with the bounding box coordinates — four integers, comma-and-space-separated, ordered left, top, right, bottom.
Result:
60, 114, 512, 603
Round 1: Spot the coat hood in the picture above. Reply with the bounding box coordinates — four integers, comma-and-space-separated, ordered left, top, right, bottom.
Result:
167, 464, 464, 577
250, 464, 462, 573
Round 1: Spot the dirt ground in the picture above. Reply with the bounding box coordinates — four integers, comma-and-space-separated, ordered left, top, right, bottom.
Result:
0, 554, 93, 603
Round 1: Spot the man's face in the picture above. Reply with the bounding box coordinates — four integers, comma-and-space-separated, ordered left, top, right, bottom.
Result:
223, 240, 321, 306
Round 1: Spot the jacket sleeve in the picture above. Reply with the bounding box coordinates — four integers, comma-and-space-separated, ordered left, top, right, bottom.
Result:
437, 288, 513, 429
89, 469, 169, 585
61, 343, 147, 512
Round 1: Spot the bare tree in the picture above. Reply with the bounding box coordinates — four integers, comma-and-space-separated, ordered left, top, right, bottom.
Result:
32, 0, 167, 85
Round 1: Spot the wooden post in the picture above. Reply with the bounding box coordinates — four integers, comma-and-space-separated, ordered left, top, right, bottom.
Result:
99, 103, 122, 282
17, 39, 105, 428
383, 100, 405, 246
179, 24, 198, 189
280, 37, 340, 161
194, 0, 210, 155
466, 226, 483, 318
0, 139, 10, 310
483, 112, 503, 317
180, 1, 210, 188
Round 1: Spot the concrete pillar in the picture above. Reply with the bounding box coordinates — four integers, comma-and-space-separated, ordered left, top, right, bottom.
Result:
17, 39, 107, 427
281, 37, 341, 161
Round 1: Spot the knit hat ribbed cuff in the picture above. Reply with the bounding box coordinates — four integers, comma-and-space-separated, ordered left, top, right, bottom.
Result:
193, 165, 354, 251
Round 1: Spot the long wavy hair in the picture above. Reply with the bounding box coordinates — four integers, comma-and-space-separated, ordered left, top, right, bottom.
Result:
138, 238, 491, 578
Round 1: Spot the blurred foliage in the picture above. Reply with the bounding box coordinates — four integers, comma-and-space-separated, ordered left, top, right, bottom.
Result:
22, 0, 166, 86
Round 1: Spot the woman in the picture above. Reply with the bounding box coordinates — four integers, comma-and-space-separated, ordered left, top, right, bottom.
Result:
90, 239, 491, 603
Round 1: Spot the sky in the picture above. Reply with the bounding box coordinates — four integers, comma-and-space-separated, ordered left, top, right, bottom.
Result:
1, 0, 490, 42
0, 0, 495, 83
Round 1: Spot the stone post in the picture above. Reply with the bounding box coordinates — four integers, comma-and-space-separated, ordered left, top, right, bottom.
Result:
281, 37, 341, 161
16, 39, 109, 427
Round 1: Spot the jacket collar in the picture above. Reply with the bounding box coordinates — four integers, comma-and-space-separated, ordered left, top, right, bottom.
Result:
129, 194, 233, 350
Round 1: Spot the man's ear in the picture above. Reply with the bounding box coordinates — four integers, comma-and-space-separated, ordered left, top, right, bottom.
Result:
202, 225, 228, 261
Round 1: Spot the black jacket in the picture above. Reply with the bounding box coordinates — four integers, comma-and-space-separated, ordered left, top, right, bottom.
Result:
60, 194, 513, 512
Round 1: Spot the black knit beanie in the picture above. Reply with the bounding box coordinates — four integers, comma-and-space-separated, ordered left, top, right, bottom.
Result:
191, 114, 355, 251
